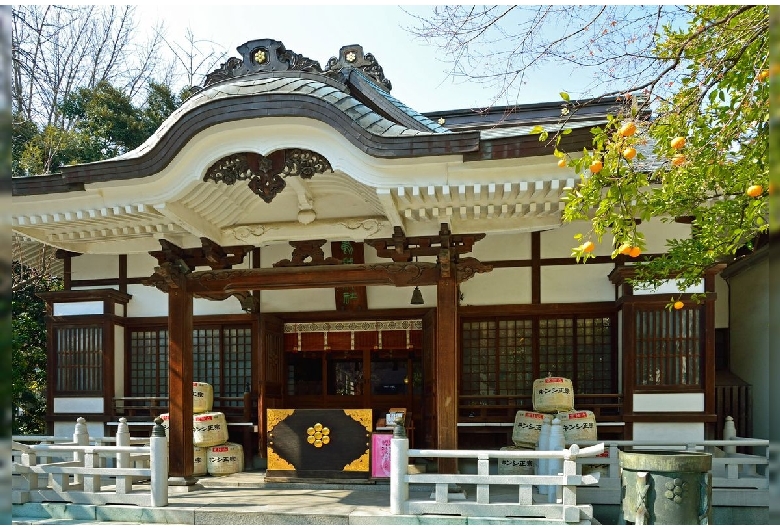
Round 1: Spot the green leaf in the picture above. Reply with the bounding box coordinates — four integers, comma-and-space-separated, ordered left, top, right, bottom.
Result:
560, 91, 570, 101
530, 125, 545, 134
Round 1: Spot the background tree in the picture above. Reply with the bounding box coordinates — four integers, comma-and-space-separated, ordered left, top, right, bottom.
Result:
10, 5, 225, 433
408, 5, 769, 298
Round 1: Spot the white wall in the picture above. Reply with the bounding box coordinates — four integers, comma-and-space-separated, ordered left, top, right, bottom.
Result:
460, 268, 532, 306
632, 422, 704, 442
53, 397, 103, 414
725, 250, 769, 440
72, 254, 119, 280
633, 393, 704, 412
541, 264, 614, 303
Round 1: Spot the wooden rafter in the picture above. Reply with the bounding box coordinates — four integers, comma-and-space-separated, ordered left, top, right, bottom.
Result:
149, 238, 253, 271
365, 223, 485, 262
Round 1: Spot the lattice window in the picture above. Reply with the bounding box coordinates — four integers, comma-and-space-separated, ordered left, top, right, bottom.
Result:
221, 327, 252, 396
193, 328, 221, 394
576, 317, 613, 394
462, 314, 615, 397
635, 306, 702, 388
462, 319, 533, 396
129, 329, 168, 397
129, 325, 252, 398
539, 318, 575, 380
55, 326, 103, 395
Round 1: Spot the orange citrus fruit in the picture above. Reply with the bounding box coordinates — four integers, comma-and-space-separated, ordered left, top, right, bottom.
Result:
670, 136, 686, 149
623, 147, 637, 160
619, 121, 637, 137
618, 243, 632, 255
671, 154, 686, 166
558, 158, 567, 168
582, 241, 595, 253
628, 246, 641, 258
673, 301, 685, 310
757, 69, 769, 82
589, 160, 603, 173
746, 185, 763, 198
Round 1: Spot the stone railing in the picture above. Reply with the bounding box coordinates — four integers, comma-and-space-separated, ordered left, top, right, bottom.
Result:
12, 417, 168, 507
389, 426, 605, 523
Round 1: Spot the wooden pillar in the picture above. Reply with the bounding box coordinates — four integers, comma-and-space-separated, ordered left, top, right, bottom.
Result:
168, 286, 194, 480
435, 269, 459, 474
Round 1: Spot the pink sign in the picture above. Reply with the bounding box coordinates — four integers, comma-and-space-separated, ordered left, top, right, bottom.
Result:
371, 433, 393, 478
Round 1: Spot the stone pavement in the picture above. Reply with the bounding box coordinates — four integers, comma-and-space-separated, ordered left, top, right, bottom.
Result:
12, 470, 599, 525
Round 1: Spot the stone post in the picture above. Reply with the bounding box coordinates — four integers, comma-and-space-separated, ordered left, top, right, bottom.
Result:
116, 418, 131, 493
73, 417, 89, 485
723, 416, 737, 454
150, 417, 169, 507
390, 419, 409, 515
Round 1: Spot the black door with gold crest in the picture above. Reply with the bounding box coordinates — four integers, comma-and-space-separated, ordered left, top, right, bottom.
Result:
266, 408, 372, 480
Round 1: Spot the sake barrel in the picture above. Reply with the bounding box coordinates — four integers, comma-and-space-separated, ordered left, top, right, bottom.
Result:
497, 446, 535, 475
193, 412, 228, 447
556, 410, 598, 443
532, 376, 574, 412
193, 445, 208, 476
159, 413, 170, 437
193, 382, 214, 414
582, 448, 610, 476
511, 410, 552, 446
207, 442, 244, 476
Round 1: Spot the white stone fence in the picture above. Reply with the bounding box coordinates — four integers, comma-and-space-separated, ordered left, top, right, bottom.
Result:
571, 436, 769, 508
12, 417, 168, 508
390, 432, 605, 523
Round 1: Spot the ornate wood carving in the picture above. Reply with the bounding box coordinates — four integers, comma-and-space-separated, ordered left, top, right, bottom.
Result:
331, 241, 367, 311
233, 291, 261, 313
187, 262, 440, 295
143, 261, 189, 293
365, 224, 486, 262
195, 39, 392, 93
204, 150, 332, 204
150, 238, 253, 271
456, 257, 494, 283
199, 39, 322, 90
274, 240, 341, 267
323, 44, 392, 92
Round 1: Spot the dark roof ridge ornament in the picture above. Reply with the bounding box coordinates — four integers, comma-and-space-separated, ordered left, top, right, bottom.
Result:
200, 39, 323, 89
322, 44, 392, 92
195, 40, 391, 93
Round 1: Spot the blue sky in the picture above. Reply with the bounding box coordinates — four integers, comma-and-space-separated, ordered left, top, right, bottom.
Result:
135, 4, 586, 113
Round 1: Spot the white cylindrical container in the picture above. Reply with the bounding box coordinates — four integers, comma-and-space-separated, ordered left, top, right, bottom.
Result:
512, 410, 553, 447
497, 446, 535, 475
193, 412, 228, 447
536, 415, 552, 494
207, 442, 244, 476
532, 376, 574, 413
556, 410, 598, 443
547, 418, 566, 503
193, 382, 214, 414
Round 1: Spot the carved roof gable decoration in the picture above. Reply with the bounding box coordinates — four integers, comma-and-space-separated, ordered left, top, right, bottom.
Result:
203, 149, 333, 204
197, 39, 391, 93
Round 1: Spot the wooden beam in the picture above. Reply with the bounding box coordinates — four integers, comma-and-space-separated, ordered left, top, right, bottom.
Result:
435, 271, 459, 474
186, 262, 441, 294
168, 287, 194, 480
